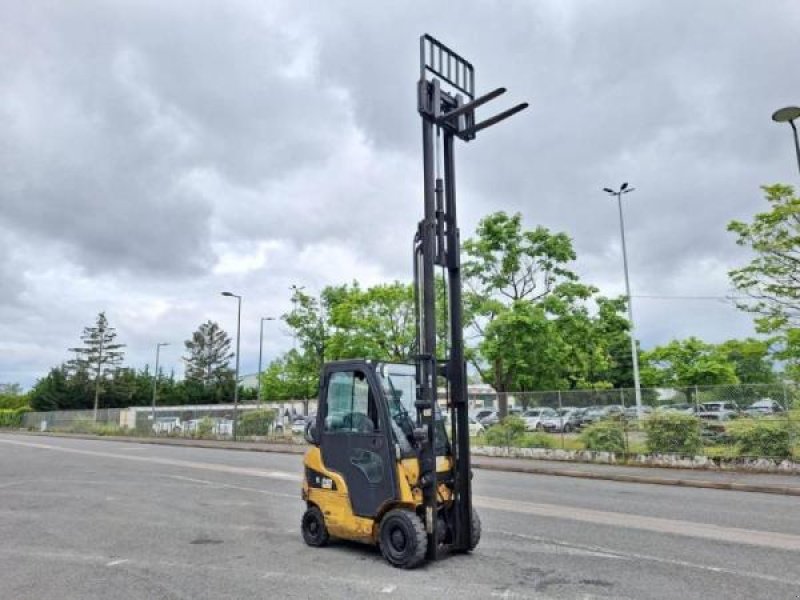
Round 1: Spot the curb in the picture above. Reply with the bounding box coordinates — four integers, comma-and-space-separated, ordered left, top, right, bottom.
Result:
470, 460, 800, 497
6, 431, 800, 496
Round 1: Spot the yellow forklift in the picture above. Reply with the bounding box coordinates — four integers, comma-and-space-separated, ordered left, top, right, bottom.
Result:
300, 34, 527, 568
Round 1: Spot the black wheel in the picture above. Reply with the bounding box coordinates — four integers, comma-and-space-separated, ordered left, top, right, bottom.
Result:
469, 508, 481, 551
563, 424, 572, 433
301, 505, 329, 547
535, 422, 544, 431
379, 509, 427, 569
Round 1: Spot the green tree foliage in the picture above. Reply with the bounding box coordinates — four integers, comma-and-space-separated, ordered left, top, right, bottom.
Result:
183, 320, 235, 392
29, 367, 74, 411
717, 338, 775, 384
728, 184, 800, 333
260, 350, 318, 403
0, 383, 29, 409
68, 312, 126, 378
728, 184, 800, 381
463, 211, 633, 414
640, 337, 739, 397
68, 312, 126, 410
324, 282, 416, 361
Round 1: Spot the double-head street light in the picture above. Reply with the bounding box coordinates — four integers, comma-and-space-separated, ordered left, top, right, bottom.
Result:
151, 342, 169, 423
221, 291, 242, 440
603, 183, 643, 418
257, 316, 276, 403
771, 106, 800, 176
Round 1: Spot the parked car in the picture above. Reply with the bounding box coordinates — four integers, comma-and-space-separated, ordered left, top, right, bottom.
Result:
581, 405, 624, 427
475, 410, 500, 427
656, 403, 696, 415
623, 406, 653, 420
468, 416, 485, 436
472, 409, 495, 423
152, 416, 181, 434
291, 418, 308, 435
522, 407, 558, 431
697, 401, 739, 421
444, 413, 485, 436
700, 412, 737, 442
542, 407, 582, 433
744, 399, 784, 417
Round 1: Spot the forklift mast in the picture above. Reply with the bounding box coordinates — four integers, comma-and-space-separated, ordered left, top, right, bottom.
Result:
413, 34, 527, 558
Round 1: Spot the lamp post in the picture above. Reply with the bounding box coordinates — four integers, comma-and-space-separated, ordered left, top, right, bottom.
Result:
222, 291, 242, 440
151, 342, 169, 424
603, 183, 643, 418
771, 106, 800, 176
257, 317, 275, 403
289, 284, 305, 349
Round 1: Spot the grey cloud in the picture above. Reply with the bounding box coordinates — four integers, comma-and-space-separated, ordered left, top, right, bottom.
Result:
1, 0, 799, 386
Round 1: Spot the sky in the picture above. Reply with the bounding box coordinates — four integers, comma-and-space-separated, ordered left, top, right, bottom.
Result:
1, 0, 799, 389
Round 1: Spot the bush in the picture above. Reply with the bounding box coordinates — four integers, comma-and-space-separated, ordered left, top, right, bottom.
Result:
484, 416, 527, 448
644, 412, 702, 456
237, 409, 276, 436
0, 392, 29, 410
0, 406, 30, 428
580, 420, 626, 453
727, 418, 793, 458
194, 417, 215, 439
516, 432, 556, 449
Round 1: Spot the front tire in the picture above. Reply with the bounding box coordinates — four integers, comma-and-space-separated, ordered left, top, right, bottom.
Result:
379, 509, 427, 569
301, 505, 329, 547
469, 508, 482, 551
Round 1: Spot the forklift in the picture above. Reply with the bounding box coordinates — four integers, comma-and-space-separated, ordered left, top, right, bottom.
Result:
300, 34, 527, 568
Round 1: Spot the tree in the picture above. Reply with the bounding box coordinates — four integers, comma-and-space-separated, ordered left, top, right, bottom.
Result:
0, 383, 28, 410
324, 282, 416, 361
462, 211, 610, 414
183, 321, 235, 390
29, 367, 71, 411
728, 184, 800, 333
717, 338, 775, 384
640, 337, 739, 401
480, 301, 570, 404
69, 312, 126, 417
260, 349, 318, 413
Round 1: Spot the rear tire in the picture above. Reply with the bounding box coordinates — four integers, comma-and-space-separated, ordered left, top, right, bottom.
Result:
469, 508, 481, 551
301, 505, 329, 547
379, 509, 427, 569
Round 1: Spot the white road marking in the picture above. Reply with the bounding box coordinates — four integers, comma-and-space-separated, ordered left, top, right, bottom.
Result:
4, 436, 800, 556
473, 494, 800, 552
106, 559, 129, 566
487, 529, 800, 587
380, 584, 397, 593
0, 437, 301, 482
166, 474, 295, 499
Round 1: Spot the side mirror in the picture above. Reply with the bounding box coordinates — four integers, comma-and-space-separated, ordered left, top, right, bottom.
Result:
304, 420, 320, 445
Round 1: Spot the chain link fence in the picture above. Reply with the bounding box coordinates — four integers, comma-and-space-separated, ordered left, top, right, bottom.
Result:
14, 384, 800, 461
21, 401, 316, 442
466, 383, 800, 460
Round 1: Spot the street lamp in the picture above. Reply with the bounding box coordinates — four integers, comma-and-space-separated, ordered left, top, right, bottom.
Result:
771, 106, 800, 176
151, 342, 169, 424
222, 291, 242, 440
257, 316, 276, 403
289, 284, 305, 349
603, 183, 643, 418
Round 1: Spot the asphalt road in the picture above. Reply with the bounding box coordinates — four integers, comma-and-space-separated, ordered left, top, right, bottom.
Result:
1, 434, 798, 600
